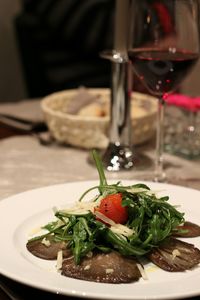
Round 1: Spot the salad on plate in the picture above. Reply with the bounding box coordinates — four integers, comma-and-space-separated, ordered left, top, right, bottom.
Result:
26, 151, 200, 283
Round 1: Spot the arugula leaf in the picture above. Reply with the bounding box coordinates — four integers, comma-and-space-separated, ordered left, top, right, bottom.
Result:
92, 150, 107, 194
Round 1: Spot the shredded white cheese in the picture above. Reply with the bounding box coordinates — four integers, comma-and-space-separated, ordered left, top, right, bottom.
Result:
110, 224, 134, 237
54, 219, 66, 229
172, 249, 181, 260
127, 188, 149, 194
61, 201, 98, 215
56, 250, 63, 270
106, 268, 114, 274
84, 265, 91, 270
136, 263, 148, 280
94, 210, 134, 237
127, 187, 167, 198
41, 237, 51, 247
94, 210, 115, 226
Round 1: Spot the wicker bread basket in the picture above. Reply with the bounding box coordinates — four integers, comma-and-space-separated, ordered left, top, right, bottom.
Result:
41, 88, 157, 149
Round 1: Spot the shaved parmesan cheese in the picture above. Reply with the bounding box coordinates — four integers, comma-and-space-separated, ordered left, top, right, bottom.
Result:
54, 219, 66, 229
94, 210, 134, 237
94, 210, 115, 225
106, 268, 114, 274
127, 187, 166, 198
110, 224, 134, 237
41, 237, 51, 247
136, 263, 148, 280
62, 201, 98, 215
172, 249, 181, 260
56, 250, 63, 270
127, 188, 149, 194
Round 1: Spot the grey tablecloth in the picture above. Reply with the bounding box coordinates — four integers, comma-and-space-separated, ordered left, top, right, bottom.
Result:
0, 99, 200, 200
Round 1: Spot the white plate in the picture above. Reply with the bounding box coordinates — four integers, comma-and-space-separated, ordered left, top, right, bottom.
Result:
0, 180, 200, 300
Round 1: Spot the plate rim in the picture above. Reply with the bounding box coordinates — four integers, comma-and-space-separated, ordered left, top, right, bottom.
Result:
0, 180, 200, 300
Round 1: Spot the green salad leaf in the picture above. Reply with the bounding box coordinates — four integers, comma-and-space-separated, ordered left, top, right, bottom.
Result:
29, 150, 185, 264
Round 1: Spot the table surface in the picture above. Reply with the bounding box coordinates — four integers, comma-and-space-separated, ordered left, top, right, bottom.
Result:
0, 99, 200, 300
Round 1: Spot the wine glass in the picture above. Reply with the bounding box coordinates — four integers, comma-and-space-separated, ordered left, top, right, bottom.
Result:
128, 0, 199, 181
96, 0, 152, 172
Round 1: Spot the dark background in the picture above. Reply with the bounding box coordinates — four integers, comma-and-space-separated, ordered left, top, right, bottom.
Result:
14, 0, 115, 98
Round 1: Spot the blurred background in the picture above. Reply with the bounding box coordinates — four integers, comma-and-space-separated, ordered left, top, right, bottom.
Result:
0, 0, 115, 102
0, 0, 200, 103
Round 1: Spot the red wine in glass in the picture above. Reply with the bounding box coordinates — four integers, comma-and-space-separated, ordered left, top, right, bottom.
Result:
128, 48, 199, 97
128, 0, 199, 182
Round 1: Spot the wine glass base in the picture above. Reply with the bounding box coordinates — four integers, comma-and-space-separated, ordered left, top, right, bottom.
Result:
88, 143, 153, 172
153, 172, 167, 183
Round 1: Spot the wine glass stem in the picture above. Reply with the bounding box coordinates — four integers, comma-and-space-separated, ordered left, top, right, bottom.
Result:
101, 59, 135, 171
110, 60, 132, 146
155, 98, 166, 182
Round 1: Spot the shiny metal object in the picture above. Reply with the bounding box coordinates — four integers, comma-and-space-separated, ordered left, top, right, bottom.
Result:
101, 50, 135, 171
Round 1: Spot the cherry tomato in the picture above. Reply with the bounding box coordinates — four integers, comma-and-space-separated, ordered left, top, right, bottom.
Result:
97, 193, 128, 224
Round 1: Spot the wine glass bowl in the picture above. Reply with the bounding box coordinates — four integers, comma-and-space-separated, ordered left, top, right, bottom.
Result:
128, 49, 198, 97
128, 0, 199, 181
